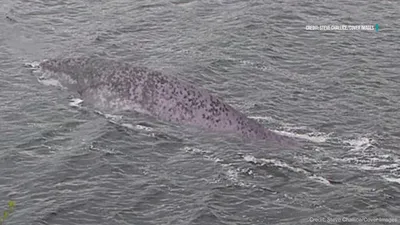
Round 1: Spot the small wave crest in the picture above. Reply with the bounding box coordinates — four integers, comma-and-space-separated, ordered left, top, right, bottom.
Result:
250, 116, 332, 143
243, 154, 334, 185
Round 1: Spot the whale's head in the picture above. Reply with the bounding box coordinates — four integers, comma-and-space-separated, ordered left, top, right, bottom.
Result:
38, 58, 88, 91
39, 57, 91, 76
37, 56, 121, 96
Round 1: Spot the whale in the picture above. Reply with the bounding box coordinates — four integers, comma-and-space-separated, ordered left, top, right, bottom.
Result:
37, 56, 298, 146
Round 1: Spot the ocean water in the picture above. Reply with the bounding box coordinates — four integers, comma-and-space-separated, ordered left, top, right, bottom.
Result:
0, 0, 399, 224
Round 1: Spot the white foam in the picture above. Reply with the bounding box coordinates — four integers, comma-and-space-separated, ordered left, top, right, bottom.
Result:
93, 110, 154, 132
182, 146, 222, 163
119, 123, 135, 129
225, 169, 239, 182
358, 164, 400, 171
309, 175, 332, 185
343, 137, 373, 151
244, 155, 307, 174
221, 166, 256, 188
243, 155, 257, 162
382, 176, 400, 184
249, 116, 276, 122
183, 146, 212, 155
273, 130, 330, 143
332, 137, 400, 181
24, 61, 41, 68
68, 98, 83, 108
244, 154, 335, 185
110, 120, 153, 132
37, 77, 64, 88
249, 115, 332, 143
134, 124, 153, 131
103, 113, 123, 121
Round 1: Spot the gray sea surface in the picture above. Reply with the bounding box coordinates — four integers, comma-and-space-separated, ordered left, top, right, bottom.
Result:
1, 0, 399, 224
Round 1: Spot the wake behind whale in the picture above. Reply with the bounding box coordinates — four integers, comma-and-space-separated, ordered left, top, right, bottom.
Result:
37, 56, 298, 146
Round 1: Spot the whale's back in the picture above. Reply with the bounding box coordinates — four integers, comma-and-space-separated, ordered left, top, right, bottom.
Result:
39, 56, 298, 146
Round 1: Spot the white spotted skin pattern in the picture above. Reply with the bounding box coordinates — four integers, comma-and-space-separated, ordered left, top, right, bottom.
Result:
39, 56, 298, 146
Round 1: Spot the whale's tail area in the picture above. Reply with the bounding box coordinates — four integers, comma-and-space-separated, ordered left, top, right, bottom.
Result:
262, 128, 301, 148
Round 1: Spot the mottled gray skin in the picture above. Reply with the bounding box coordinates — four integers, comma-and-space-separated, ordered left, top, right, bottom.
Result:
39, 56, 298, 146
